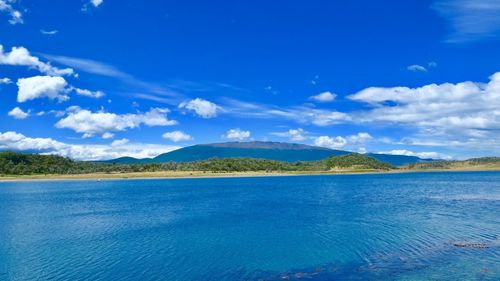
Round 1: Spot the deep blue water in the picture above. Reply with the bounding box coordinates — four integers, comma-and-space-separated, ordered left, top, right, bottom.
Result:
0, 172, 499, 280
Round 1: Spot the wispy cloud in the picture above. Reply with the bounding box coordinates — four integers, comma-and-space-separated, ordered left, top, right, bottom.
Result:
0, 0, 23, 25
407, 64, 427, 72
40, 53, 184, 103
432, 0, 500, 42
40, 29, 58, 35
220, 98, 349, 126
41, 54, 129, 78
309, 91, 336, 102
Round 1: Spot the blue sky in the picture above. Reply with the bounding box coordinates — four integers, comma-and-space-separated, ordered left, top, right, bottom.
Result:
1, 0, 500, 160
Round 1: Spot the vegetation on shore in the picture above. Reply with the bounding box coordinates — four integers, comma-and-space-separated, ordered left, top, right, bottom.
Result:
402, 157, 500, 170
0, 151, 391, 176
325, 153, 393, 170
0, 151, 498, 179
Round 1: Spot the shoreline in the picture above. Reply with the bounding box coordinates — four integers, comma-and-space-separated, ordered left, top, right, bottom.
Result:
1, 167, 499, 182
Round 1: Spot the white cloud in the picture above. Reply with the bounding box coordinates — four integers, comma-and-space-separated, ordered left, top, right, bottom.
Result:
101, 132, 114, 139
91, 0, 103, 7
55, 107, 177, 138
40, 30, 58, 35
41, 54, 129, 78
8, 107, 29, 119
407, 64, 427, 72
271, 128, 308, 141
0, 45, 74, 76
179, 98, 219, 118
312, 132, 373, 150
377, 149, 452, 160
0, 0, 23, 24
16, 76, 105, 102
309, 91, 336, 102
348, 72, 500, 142
432, 0, 500, 42
224, 128, 251, 141
17, 76, 69, 103
222, 98, 349, 126
72, 87, 105, 98
0, 77, 11, 84
0, 131, 180, 161
162, 130, 193, 142
314, 136, 347, 149
347, 132, 373, 144
308, 111, 348, 126
111, 138, 129, 146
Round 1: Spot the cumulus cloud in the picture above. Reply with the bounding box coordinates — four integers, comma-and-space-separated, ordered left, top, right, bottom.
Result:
224, 128, 251, 141
313, 132, 373, 150
101, 132, 114, 139
407, 64, 427, 72
55, 107, 177, 138
0, 45, 74, 76
8, 107, 29, 119
309, 91, 336, 102
162, 130, 193, 142
0, 131, 180, 161
0, 77, 11, 84
377, 149, 452, 160
0, 0, 23, 24
111, 138, 129, 146
17, 76, 69, 103
179, 98, 219, 118
271, 128, 308, 141
314, 136, 348, 149
16, 76, 106, 102
348, 72, 500, 142
347, 132, 373, 144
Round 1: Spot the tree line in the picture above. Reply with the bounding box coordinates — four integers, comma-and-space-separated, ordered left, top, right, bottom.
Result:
0, 151, 394, 175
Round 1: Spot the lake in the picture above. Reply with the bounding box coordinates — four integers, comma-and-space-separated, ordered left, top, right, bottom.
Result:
0, 172, 499, 280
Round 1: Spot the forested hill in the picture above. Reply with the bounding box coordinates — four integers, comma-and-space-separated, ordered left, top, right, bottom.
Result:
101, 141, 430, 166
0, 151, 391, 175
1, 151, 498, 176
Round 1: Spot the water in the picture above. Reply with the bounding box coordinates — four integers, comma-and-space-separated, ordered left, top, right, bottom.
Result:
0, 171, 499, 280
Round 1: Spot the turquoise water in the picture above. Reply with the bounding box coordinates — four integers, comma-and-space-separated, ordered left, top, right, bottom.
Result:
0, 172, 499, 280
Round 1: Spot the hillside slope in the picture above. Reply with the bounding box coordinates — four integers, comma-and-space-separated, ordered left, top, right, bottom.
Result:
102, 141, 431, 166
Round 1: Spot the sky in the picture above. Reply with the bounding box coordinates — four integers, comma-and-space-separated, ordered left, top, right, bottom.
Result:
1, 0, 500, 160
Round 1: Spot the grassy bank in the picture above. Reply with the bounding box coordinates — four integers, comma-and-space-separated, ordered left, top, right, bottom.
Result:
2, 167, 500, 181
0, 169, 392, 181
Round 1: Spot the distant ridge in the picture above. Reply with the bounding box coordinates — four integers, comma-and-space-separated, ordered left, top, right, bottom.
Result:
100, 141, 433, 166
203, 141, 331, 150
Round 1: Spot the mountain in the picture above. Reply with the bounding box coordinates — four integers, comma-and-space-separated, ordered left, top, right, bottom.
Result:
102, 141, 433, 166
365, 153, 429, 167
